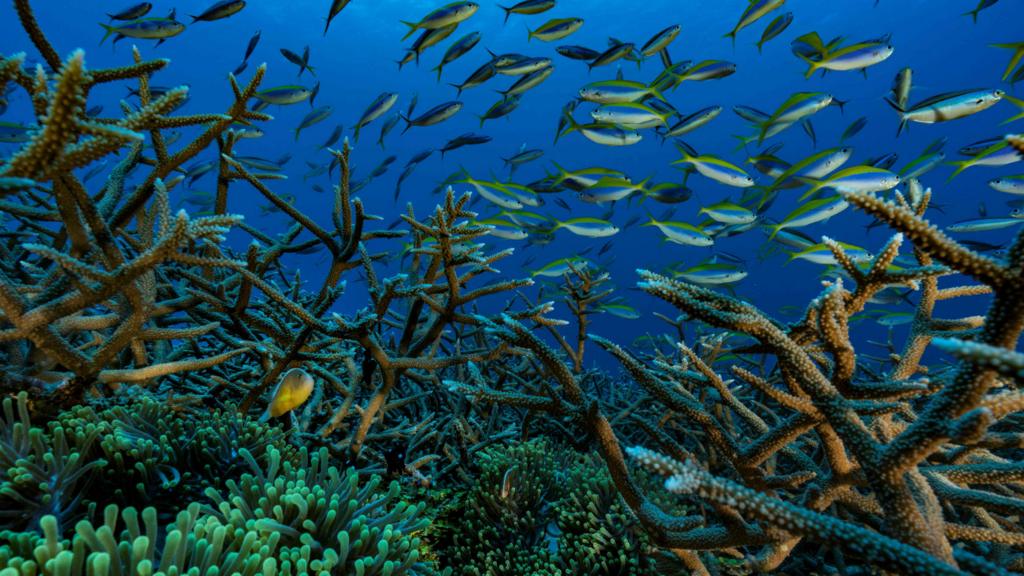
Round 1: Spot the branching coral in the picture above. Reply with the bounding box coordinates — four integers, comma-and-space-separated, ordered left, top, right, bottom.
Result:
448, 180, 1024, 574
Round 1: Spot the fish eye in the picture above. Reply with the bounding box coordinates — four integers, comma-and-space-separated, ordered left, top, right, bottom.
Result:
995, 90, 1005, 97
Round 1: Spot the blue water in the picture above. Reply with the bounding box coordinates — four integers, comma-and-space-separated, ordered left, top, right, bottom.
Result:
2, 0, 1020, 368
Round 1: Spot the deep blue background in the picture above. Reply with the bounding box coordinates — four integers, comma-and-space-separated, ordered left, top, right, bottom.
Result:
2, 0, 1021, 368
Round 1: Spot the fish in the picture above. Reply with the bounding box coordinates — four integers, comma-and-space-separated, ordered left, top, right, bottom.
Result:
675, 262, 747, 285
756, 12, 793, 53
591, 102, 672, 129
752, 92, 836, 143
190, 1, 246, 23
377, 114, 401, 148
403, 24, 459, 68
947, 140, 1021, 180
643, 183, 692, 204
0, 121, 33, 143
241, 30, 261, 62
440, 132, 492, 157
964, 0, 999, 22
588, 43, 636, 70
478, 217, 529, 241
554, 218, 620, 238
793, 32, 894, 78
899, 151, 945, 180
401, 101, 463, 134
260, 367, 315, 421
840, 117, 868, 143
798, 165, 900, 198
947, 217, 1024, 233
433, 32, 481, 81
528, 18, 584, 42
478, 96, 521, 127
498, 0, 555, 23
672, 142, 754, 188
556, 45, 601, 61
502, 146, 544, 173
456, 175, 524, 209
769, 195, 849, 238
494, 56, 551, 76
318, 124, 344, 150
254, 85, 311, 105
450, 61, 497, 96
324, 0, 353, 35
597, 303, 641, 319
989, 175, 1024, 195
99, 18, 185, 45
108, 3, 153, 21
577, 177, 649, 203
579, 79, 664, 104
294, 106, 333, 141
890, 68, 913, 111
531, 257, 590, 277
641, 25, 682, 58
700, 201, 757, 225
887, 88, 1004, 136
643, 217, 713, 247
789, 240, 872, 265
724, 0, 785, 45
659, 106, 722, 140
353, 92, 399, 142
499, 65, 555, 96
280, 46, 316, 76
401, 2, 479, 40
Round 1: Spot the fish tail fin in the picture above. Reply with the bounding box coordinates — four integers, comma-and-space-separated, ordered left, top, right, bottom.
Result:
767, 223, 783, 241
432, 64, 443, 82
756, 40, 764, 54
946, 159, 972, 181
400, 21, 418, 40
723, 30, 736, 48
962, 8, 979, 23
400, 113, 412, 135
307, 64, 317, 77
352, 125, 361, 143
833, 98, 848, 114
447, 82, 464, 97
794, 177, 822, 200
189, 14, 201, 23
99, 23, 117, 45
499, 5, 511, 24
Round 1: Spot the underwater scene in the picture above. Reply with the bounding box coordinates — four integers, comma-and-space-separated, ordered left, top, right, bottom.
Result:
1, 0, 1024, 573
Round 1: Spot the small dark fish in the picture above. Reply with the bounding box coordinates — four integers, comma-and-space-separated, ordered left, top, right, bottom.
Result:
554, 197, 571, 211
449, 61, 497, 96
318, 124, 343, 149
312, 184, 326, 193
440, 132, 492, 157
622, 214, 642, 229
243, 30, 261, 62
839, 116, 867, 143
378, 114, 400, 148
407, 93, 419, 117
369, 155, 397, 179
324, 0, 353, 35
281, 46, 316, 76
232, 61, 248, 76
86, 105, 103, 117
589, 42, 635, 70
108, 2, 152, 20
478, 95, 520, 127
598, 241, 614, 256
433, 31, 482, 81
923, 137, 948, 156
402, 101, 463, 133
82, 162, 108, 182
801, 119, 817, 148
190, 0, 246, 23
309, 81, 321, 108
406, 149, 434, 166
502, 146, 543, 174
756, 12, 792, 53
556, 45, 600, 61
641, 24, 682, 57
499, 0, 555, 24
294, 106, 333, 141
866, 153, 899, 170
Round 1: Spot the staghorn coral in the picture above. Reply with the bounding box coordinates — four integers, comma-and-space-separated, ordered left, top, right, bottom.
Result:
449, 179, 1024, 574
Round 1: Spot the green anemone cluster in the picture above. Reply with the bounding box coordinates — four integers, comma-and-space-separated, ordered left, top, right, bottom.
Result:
433, 440, 658, 575
0, 392, 438, 575
1, 391, 295, 533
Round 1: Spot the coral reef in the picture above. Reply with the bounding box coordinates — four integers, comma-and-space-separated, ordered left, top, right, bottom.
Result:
0, 1, 1023, 575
